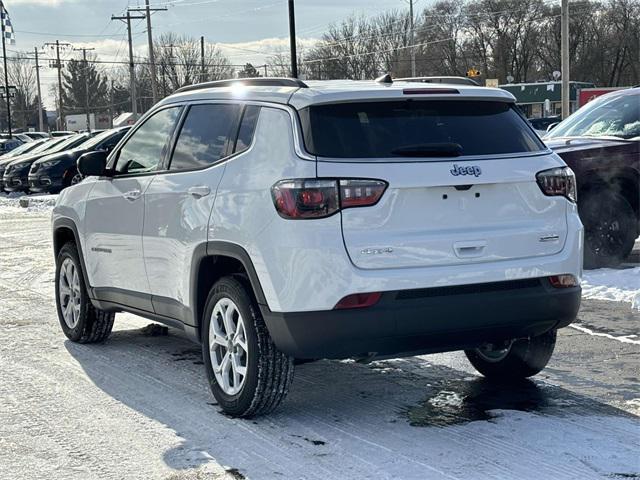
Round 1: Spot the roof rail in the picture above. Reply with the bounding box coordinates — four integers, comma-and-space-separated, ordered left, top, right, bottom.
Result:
175, 77, 308, 94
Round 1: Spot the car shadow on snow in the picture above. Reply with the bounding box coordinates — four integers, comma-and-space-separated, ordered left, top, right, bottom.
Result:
64, 325, 640, 479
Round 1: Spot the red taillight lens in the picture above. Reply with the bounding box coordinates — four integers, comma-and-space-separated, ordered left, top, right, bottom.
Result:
272, 179, 339, 219
334, 292, 382, 309
272, 178, 387, 219
548, 274, 579, 288
536, 167, 577, 203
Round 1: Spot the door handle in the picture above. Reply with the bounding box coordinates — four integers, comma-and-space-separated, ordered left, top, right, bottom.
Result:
188, 185, 211, 198
123, 189, 141, 201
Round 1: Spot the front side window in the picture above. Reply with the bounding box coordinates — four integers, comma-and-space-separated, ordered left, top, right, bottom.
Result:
547, 93, 640, 140
300, 100, 545, 160
169, 104, 241, 171
114, 107, 181, 175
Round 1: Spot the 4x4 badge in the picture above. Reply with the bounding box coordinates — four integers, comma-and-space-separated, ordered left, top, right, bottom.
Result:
450, 164, 482, 177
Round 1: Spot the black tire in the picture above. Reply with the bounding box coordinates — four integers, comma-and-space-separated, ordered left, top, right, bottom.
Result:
202, 276, 294, 418
55, 243, 115, 343
580, 189, 637, 269
465, 330, 557, 379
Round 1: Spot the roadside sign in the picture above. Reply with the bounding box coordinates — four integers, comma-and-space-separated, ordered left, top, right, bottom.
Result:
485, 78, 499, 87
577, 87, 627, 107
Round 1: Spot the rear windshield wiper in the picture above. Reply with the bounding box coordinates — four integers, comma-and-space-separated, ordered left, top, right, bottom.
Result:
390, 142, 463, 157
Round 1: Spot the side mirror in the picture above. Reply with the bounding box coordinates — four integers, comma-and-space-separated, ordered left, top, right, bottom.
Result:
78, 150, 109, 177
546, 122, 559, 133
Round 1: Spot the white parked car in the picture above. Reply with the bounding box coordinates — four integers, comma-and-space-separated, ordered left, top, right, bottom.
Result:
52, 78, 583, 417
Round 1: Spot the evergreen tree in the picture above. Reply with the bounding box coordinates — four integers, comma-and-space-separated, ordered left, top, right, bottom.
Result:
237, 63, 261, 78
61, 58, 109, 115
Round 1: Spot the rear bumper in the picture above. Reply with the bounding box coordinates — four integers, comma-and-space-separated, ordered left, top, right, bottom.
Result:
261, 278, 581, 359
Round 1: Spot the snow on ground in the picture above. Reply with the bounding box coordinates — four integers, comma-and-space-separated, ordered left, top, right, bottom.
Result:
0, 197, 638, 479
582, 267, 640, 310
0, 192, 58, 214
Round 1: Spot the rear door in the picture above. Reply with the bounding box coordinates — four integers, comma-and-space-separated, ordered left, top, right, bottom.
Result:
305, 99, 569, 270
143, 103, 255, 321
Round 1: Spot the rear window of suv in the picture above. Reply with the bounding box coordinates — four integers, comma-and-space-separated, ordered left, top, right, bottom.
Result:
299, 100, 545, 160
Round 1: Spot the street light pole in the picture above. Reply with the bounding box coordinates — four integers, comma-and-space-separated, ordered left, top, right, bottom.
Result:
409, 0, 416, 77
34, 47, 45, 132
561, 0, 570, 119
288, 0, 298, 78
1, 8, 12, 137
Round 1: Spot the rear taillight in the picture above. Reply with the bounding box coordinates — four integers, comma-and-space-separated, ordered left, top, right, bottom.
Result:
536, 167, 577, 203
548, 274, 579, 288
272, 178, 387, 219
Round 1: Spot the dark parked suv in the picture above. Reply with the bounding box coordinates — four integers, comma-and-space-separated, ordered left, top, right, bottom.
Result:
2, 133, 92, 193
29, 127, 130, 193
545, 87, 639, 268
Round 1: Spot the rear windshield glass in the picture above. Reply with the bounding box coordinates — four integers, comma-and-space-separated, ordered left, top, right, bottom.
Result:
299, 100, 545, 160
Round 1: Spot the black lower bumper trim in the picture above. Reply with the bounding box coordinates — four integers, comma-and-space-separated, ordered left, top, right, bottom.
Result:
261, 278, 581, 359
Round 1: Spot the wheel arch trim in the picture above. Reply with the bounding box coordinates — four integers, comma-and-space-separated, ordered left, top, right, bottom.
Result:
52, 217, 93, 295
189, 241, 269, 332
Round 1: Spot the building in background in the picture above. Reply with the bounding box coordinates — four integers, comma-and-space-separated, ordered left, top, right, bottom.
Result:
499, 81, 595, 118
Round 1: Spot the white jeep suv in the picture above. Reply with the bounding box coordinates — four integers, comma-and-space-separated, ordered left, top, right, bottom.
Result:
52, 78, 583, 417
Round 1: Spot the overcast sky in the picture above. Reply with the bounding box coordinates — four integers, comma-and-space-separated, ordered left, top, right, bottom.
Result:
5, 0, 418, 109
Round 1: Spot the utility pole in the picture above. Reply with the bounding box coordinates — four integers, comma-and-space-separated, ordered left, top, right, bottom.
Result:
1, 5, 12, 137
74, 46, 95, 132
34, 47, 45, 132
45, 40, 71, 130
561, 0, 570, 119
288, 0, 298, 78
200, 36, 205, 82
409, 0, 416, 77
112, 11, 145, 121
129, 1, 166, 104
109, 79, 114, 128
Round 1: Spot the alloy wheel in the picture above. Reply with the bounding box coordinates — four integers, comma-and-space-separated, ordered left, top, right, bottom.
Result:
59, 258, 81, 329
209, 297, 249, 396
475, 341, 513, 363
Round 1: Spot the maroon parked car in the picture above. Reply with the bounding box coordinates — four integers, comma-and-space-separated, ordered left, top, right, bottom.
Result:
545, 87, 639, 268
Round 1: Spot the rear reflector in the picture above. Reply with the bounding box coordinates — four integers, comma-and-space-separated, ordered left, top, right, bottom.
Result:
403, 88, 459, 95
548, 275, 579, 288
334, 292, 382, 310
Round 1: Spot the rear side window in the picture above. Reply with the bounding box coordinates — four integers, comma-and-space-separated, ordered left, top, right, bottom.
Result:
234, 105, 260, 154
169, 104, 241, 171
299, 100, 545, 160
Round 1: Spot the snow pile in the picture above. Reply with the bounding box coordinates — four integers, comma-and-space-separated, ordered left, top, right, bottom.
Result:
582, 267, 640, 310
0, 193, 57, 213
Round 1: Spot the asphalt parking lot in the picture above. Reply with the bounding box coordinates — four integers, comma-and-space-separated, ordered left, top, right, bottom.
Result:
0, 198, 638, 480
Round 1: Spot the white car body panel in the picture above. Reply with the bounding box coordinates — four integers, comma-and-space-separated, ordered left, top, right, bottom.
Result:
84, 176, 154, 295
53, 80, 583, 322
143, 164, 224, 311
318, 154, 569, 270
